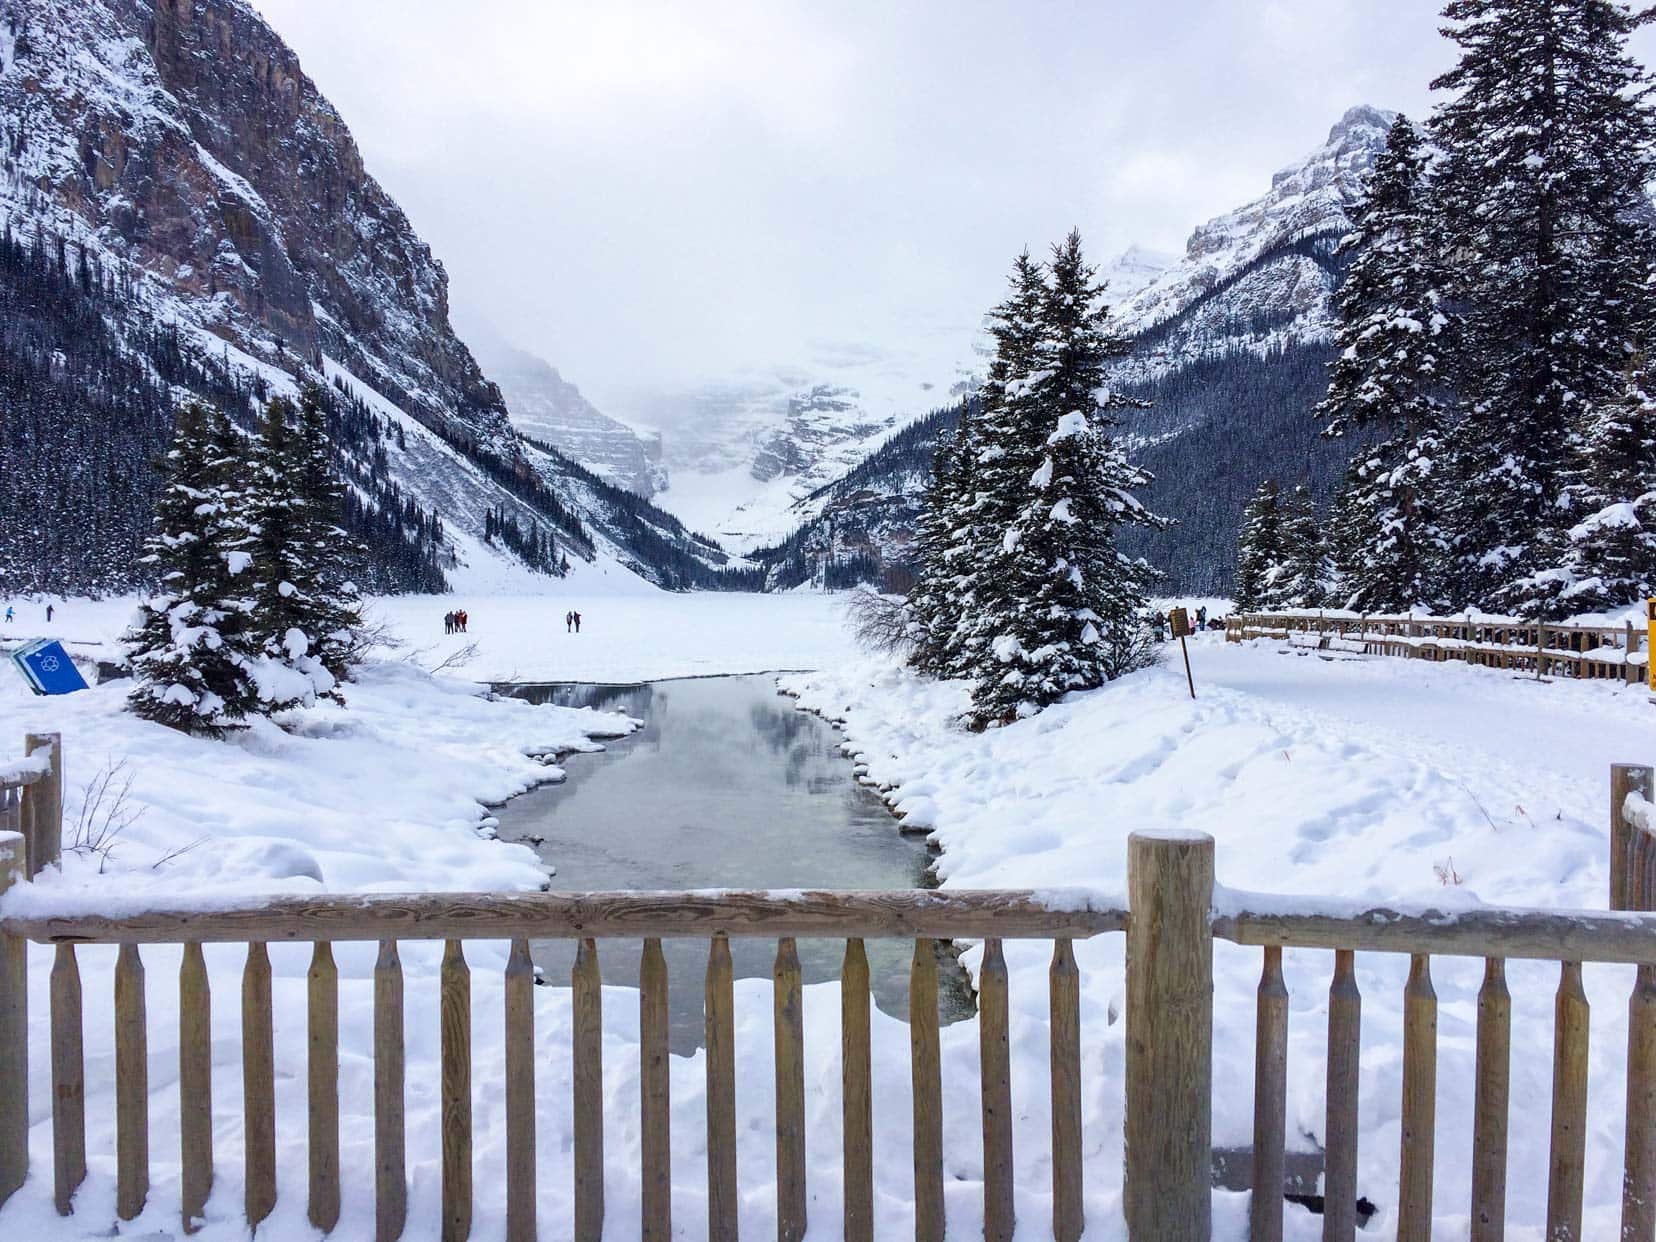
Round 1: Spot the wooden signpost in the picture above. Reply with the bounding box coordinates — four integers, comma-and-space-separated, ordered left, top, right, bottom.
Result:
1169, 608, 1196, 700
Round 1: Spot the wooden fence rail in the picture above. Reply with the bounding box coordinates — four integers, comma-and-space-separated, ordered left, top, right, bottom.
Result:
0, 732, 60, 1206
1226, 610, 1649, 683
4, 812, 1656, 1237
1617, 762, 1656, 913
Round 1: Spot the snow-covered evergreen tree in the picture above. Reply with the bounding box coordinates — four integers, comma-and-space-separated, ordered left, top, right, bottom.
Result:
294, 387, 368, 682
1430, 0, 1656, 615
937, 252, 1048, 679
1318, 115, 1452, 610
1233, 481, 1283, 612
968, 230, 1161, 728
1270, 485, 1333, 609
243, 390, 366, 708
905, 422, 961, 676
123, 402, 262, 737
1522, 360, 1656, 613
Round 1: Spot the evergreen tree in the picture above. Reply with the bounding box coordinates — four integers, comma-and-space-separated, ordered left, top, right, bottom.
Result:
1270, 485, 1333, 609
1318, 115, 1452, 610
242, 389, 368, 705
939, 252, 1048, 678
968, 230, 1161, 728
123, 403, 262, 737
1233, 481, 1283, 612
905, 422, 962, 675
1530, 359, 1656, 612
1430, 0, 1656, 615
293, 387, 367, 680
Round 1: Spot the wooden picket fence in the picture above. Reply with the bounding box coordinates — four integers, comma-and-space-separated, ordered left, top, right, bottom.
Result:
1226, 610, 1649, 683
2, 745, 1656, 1240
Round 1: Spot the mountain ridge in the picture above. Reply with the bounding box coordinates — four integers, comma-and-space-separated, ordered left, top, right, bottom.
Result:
0, 0, 735, 592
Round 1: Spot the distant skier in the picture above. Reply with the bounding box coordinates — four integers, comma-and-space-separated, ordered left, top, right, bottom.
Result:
573, 611, 582, 633
3, 606, 11, 625
45, 604, 54, 623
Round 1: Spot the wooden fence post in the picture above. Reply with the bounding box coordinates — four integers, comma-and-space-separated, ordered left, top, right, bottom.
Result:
0, 831, 25, 1207
1126, 830, 1214, 1242
24, 732, 62, 877
1612, 764, 1654, 911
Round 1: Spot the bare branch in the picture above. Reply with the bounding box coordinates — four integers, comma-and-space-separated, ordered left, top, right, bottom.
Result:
842, 588, 914, 657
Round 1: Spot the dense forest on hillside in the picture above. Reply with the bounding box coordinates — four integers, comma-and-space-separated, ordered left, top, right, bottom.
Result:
1119, 340, 1367, 594
0, 228, 449, 596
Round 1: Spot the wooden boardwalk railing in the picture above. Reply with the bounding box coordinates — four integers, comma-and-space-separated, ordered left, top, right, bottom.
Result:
3, 816, 1656, 1238
0, 862, 1128, 1242
1227, 610, 1649, 683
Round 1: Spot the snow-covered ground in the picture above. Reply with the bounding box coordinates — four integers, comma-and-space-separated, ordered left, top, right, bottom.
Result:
1, 597, 1651, 1239
782, 631, 1656, 1239
0, 589, 859, 686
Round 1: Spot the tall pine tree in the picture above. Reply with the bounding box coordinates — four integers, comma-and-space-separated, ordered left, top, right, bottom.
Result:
968, 230, 1161, 728
1430, 0, 1656, 615
1544, 359, 1656, 612
123, 403, 262, 736
940, 252, 1048, 679
295, 387, 368, 682
1318, 115, 1452, 611
1233, 481, 1283, 612
1270, 485, 1332, 609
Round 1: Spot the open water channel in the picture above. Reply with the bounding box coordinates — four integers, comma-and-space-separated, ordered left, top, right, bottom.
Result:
495, 674, 975, 1051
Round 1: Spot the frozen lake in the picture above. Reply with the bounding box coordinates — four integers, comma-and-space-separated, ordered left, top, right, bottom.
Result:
496, 674, 975, 1051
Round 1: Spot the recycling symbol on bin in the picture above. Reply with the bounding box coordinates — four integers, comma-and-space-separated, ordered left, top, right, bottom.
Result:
40, 654, 60, 673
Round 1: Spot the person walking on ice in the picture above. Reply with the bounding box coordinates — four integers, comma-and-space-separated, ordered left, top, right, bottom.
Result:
573, 611, 582, 633
565, 611, 573, 633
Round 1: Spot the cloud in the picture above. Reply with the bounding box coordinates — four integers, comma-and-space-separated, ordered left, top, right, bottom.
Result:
245, 0, 1655, 419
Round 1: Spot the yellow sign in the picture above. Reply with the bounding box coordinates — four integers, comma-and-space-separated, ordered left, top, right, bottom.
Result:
1648, 599, 1655, 692
1169, 607, 1191, 639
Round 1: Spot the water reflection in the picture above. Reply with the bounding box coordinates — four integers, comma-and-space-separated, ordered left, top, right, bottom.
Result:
496, 675, 975, 1051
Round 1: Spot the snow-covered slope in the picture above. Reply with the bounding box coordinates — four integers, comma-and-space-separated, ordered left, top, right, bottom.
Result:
463, 323, 665, 499
0, 0, 726, 592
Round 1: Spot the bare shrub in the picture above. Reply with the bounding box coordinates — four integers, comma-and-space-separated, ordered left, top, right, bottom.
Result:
407, 640, 481, 675
70, 758, 145, 872
1100, 614, 1166, 681
843, 588, 913, 657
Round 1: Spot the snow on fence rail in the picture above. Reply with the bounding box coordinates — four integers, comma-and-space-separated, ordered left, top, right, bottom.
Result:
1226, 610, 1650, 683
5, 820, 1656, 1240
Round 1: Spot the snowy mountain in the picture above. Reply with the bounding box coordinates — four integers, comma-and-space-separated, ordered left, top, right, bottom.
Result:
624, 328, 982, 554
1114, 104, 1397, 377
0, 0, 734, 593
752, 106, 1398, 593
463, 324, 665, 499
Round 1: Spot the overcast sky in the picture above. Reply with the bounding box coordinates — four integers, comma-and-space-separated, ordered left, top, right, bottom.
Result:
243, 2, 1627, 413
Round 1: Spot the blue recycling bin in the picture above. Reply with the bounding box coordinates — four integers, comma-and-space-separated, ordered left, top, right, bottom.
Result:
10, 639, 89, 695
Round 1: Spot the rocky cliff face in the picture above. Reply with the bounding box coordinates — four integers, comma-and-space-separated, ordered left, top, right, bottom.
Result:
0, 0, 729, 589
4, 0, 513, 451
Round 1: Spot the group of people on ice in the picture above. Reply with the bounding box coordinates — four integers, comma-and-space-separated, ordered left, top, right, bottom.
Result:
443, 609, 469, 634
565, 611, 583, 633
